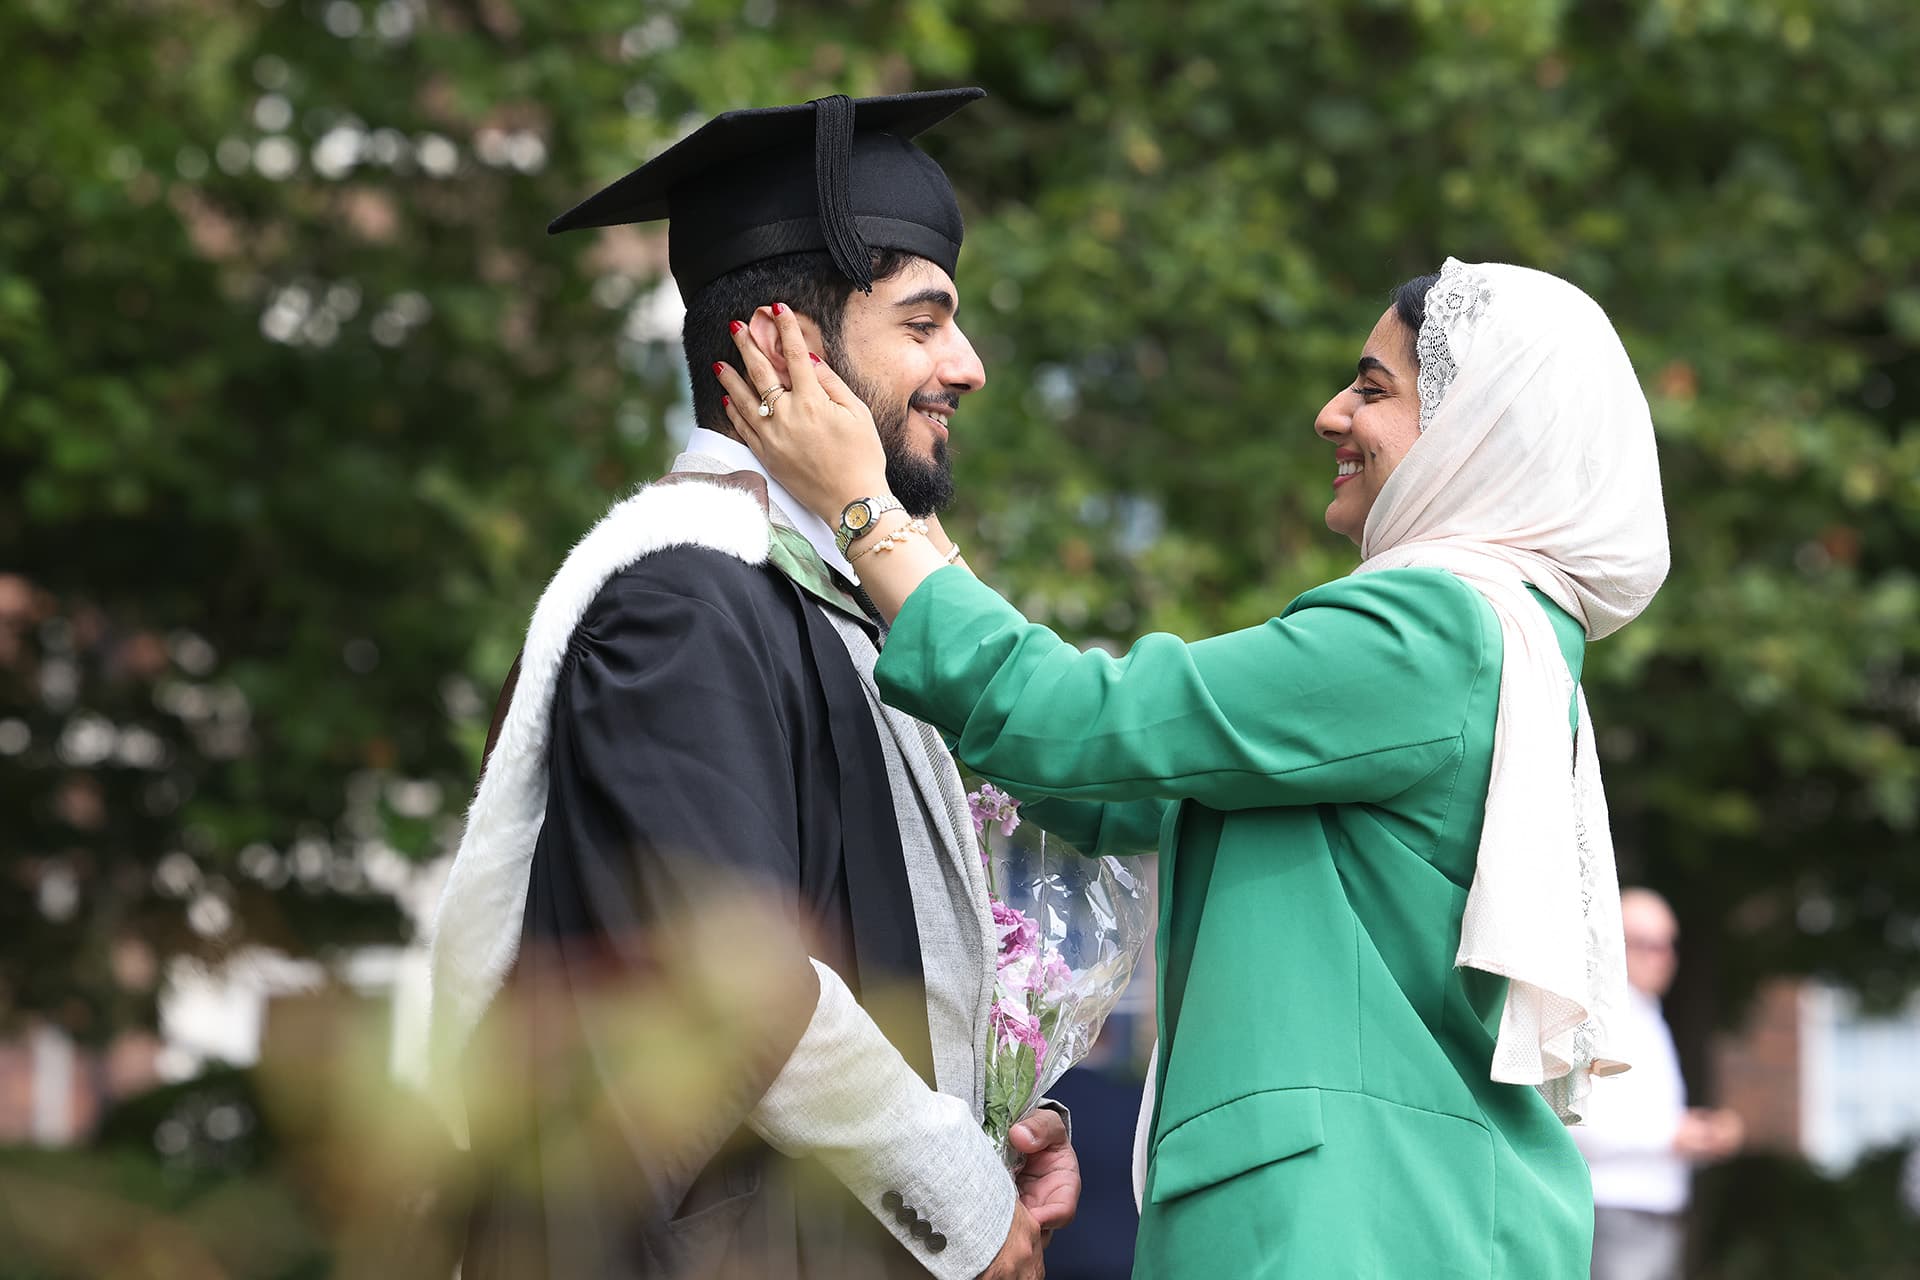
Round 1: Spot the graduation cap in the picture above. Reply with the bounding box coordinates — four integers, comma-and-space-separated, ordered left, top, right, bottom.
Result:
548, 88, 985, 302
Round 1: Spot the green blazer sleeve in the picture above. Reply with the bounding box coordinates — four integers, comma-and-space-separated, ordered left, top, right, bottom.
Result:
1015, 794, 1169, 856
874, 565, 1497, 812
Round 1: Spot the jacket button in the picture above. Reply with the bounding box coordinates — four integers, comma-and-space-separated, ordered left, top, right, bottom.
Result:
881, 1191, 903, 1213
894, 1204, 916, 1227
911, 1218, 933, 1240
927, 1233, 948, 1253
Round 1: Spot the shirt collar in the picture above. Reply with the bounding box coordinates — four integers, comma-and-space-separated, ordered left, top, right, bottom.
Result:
684, 427, 858, 582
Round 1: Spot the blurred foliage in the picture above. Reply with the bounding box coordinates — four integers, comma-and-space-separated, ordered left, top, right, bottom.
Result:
90, 1065, 276, 1176
1692, 1145, 1920, 1278
2, 0, 1918, 1060
0, 890, 841, 1279
0, 1144, 325, 1280
0, 992, 464, 1279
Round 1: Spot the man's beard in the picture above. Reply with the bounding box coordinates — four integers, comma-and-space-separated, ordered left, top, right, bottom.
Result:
827, 342, 955, 518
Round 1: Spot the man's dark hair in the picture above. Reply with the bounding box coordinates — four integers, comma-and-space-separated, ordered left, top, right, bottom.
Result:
682, 248, 914, 432
1391, 270, 1443, 359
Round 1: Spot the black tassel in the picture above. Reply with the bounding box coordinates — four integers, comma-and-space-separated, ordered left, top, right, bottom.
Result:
811, 94, 873, 293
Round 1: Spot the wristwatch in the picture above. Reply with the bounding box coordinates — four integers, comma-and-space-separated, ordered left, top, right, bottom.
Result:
835, 495, 904, 555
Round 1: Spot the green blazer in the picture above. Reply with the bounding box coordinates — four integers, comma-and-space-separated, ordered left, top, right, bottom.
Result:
875, 566, 1593, 1279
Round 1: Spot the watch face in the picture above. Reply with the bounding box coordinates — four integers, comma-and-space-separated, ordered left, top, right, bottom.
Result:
845, 501, 874, 532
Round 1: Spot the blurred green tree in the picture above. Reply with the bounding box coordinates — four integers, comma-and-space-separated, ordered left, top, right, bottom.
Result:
2, 0, 1916, 1089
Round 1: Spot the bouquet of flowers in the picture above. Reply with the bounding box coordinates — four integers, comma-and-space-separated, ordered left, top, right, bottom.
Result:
969, 784, 1154, 1162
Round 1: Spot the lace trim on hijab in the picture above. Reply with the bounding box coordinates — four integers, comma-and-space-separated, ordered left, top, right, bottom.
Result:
1541, 692, 1630, 1121
1416, 258, 1495, 433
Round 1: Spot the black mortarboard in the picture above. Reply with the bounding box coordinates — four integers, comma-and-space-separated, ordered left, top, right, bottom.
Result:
548, 88, 985, 302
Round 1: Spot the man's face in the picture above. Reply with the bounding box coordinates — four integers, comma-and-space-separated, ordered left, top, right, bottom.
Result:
824, 257, 987, 517
1622, 890, 1680, 998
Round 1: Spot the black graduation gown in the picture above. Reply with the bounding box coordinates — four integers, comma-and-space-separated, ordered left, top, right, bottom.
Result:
460, 543, 939, 1280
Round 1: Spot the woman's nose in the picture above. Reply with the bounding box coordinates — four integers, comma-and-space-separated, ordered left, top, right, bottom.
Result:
1313, 389, 1349, 442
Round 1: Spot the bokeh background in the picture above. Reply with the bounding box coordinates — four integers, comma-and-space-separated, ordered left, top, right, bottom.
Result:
4, 0, 1919, 1276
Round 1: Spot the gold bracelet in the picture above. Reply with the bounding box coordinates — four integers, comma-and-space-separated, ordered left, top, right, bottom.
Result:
847, 511, 913, 562
849, 518, 929, 563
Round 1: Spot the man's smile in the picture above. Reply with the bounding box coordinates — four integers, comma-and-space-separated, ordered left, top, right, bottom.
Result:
912, 401, 954, 440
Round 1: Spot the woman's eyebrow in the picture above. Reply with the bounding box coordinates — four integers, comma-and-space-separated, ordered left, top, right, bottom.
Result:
1356, 355, 1396, 380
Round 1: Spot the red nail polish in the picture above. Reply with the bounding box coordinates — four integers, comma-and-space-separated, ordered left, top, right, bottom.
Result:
772, 302, 785, 316
809, 352, 821, 364
712, 362, 725, 377
722, 395, 731, 408
729, 320, 743, 334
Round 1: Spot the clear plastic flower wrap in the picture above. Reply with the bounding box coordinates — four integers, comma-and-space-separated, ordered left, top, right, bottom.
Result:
967, 784, 1155, 1162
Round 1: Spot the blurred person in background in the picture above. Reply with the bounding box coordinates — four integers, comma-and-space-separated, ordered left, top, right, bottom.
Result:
424, 90, 1076, 1280
1039, 1022, 1148, 1280
1574, 887, 1744, 1280
721, 258, 1670, 1277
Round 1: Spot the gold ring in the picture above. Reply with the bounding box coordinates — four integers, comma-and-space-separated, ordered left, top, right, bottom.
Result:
757, 384, 785, 418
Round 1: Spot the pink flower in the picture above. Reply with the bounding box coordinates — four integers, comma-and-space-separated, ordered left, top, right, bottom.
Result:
1039, 952, 1073, 998
997, 953, 1034, 996
996, 945, 1072, 1002
991, 998, 1048, 1058
992, 899, 1040, 965
967, 792, 994, 842
968, 784, 1022, 845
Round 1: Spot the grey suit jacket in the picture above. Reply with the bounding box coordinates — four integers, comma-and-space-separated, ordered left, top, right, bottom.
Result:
668, 451, 1014, 1277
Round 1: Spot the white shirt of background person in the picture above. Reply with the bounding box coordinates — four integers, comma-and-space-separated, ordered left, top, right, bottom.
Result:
1572, 887, 1744, 1212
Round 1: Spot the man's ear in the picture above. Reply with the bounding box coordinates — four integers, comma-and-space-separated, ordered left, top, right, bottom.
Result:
744, 306, 823, 387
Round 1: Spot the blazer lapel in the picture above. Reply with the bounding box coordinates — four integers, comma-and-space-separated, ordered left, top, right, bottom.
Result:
795, 590, 936, 1086
833, 621, 987, 905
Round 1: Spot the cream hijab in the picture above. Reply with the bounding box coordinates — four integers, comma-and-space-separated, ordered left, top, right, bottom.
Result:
1355, 258, 1670, 1120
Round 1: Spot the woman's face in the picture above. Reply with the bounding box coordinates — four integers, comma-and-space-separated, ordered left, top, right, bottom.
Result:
1314, 307, 1425, 547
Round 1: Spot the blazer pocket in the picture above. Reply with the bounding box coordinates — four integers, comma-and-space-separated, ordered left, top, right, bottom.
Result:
1149, 1087, 1325, 1204
667, 1165, 763, 1242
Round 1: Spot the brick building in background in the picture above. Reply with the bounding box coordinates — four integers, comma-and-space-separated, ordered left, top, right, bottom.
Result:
1714, 980, 1920, 1169
0, 1026, 164, 1147
1716, 980, 1805, 1154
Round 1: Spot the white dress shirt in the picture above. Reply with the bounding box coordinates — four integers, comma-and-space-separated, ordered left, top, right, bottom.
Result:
684, 427, 860, 582
1571, 988, 1690, 1213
